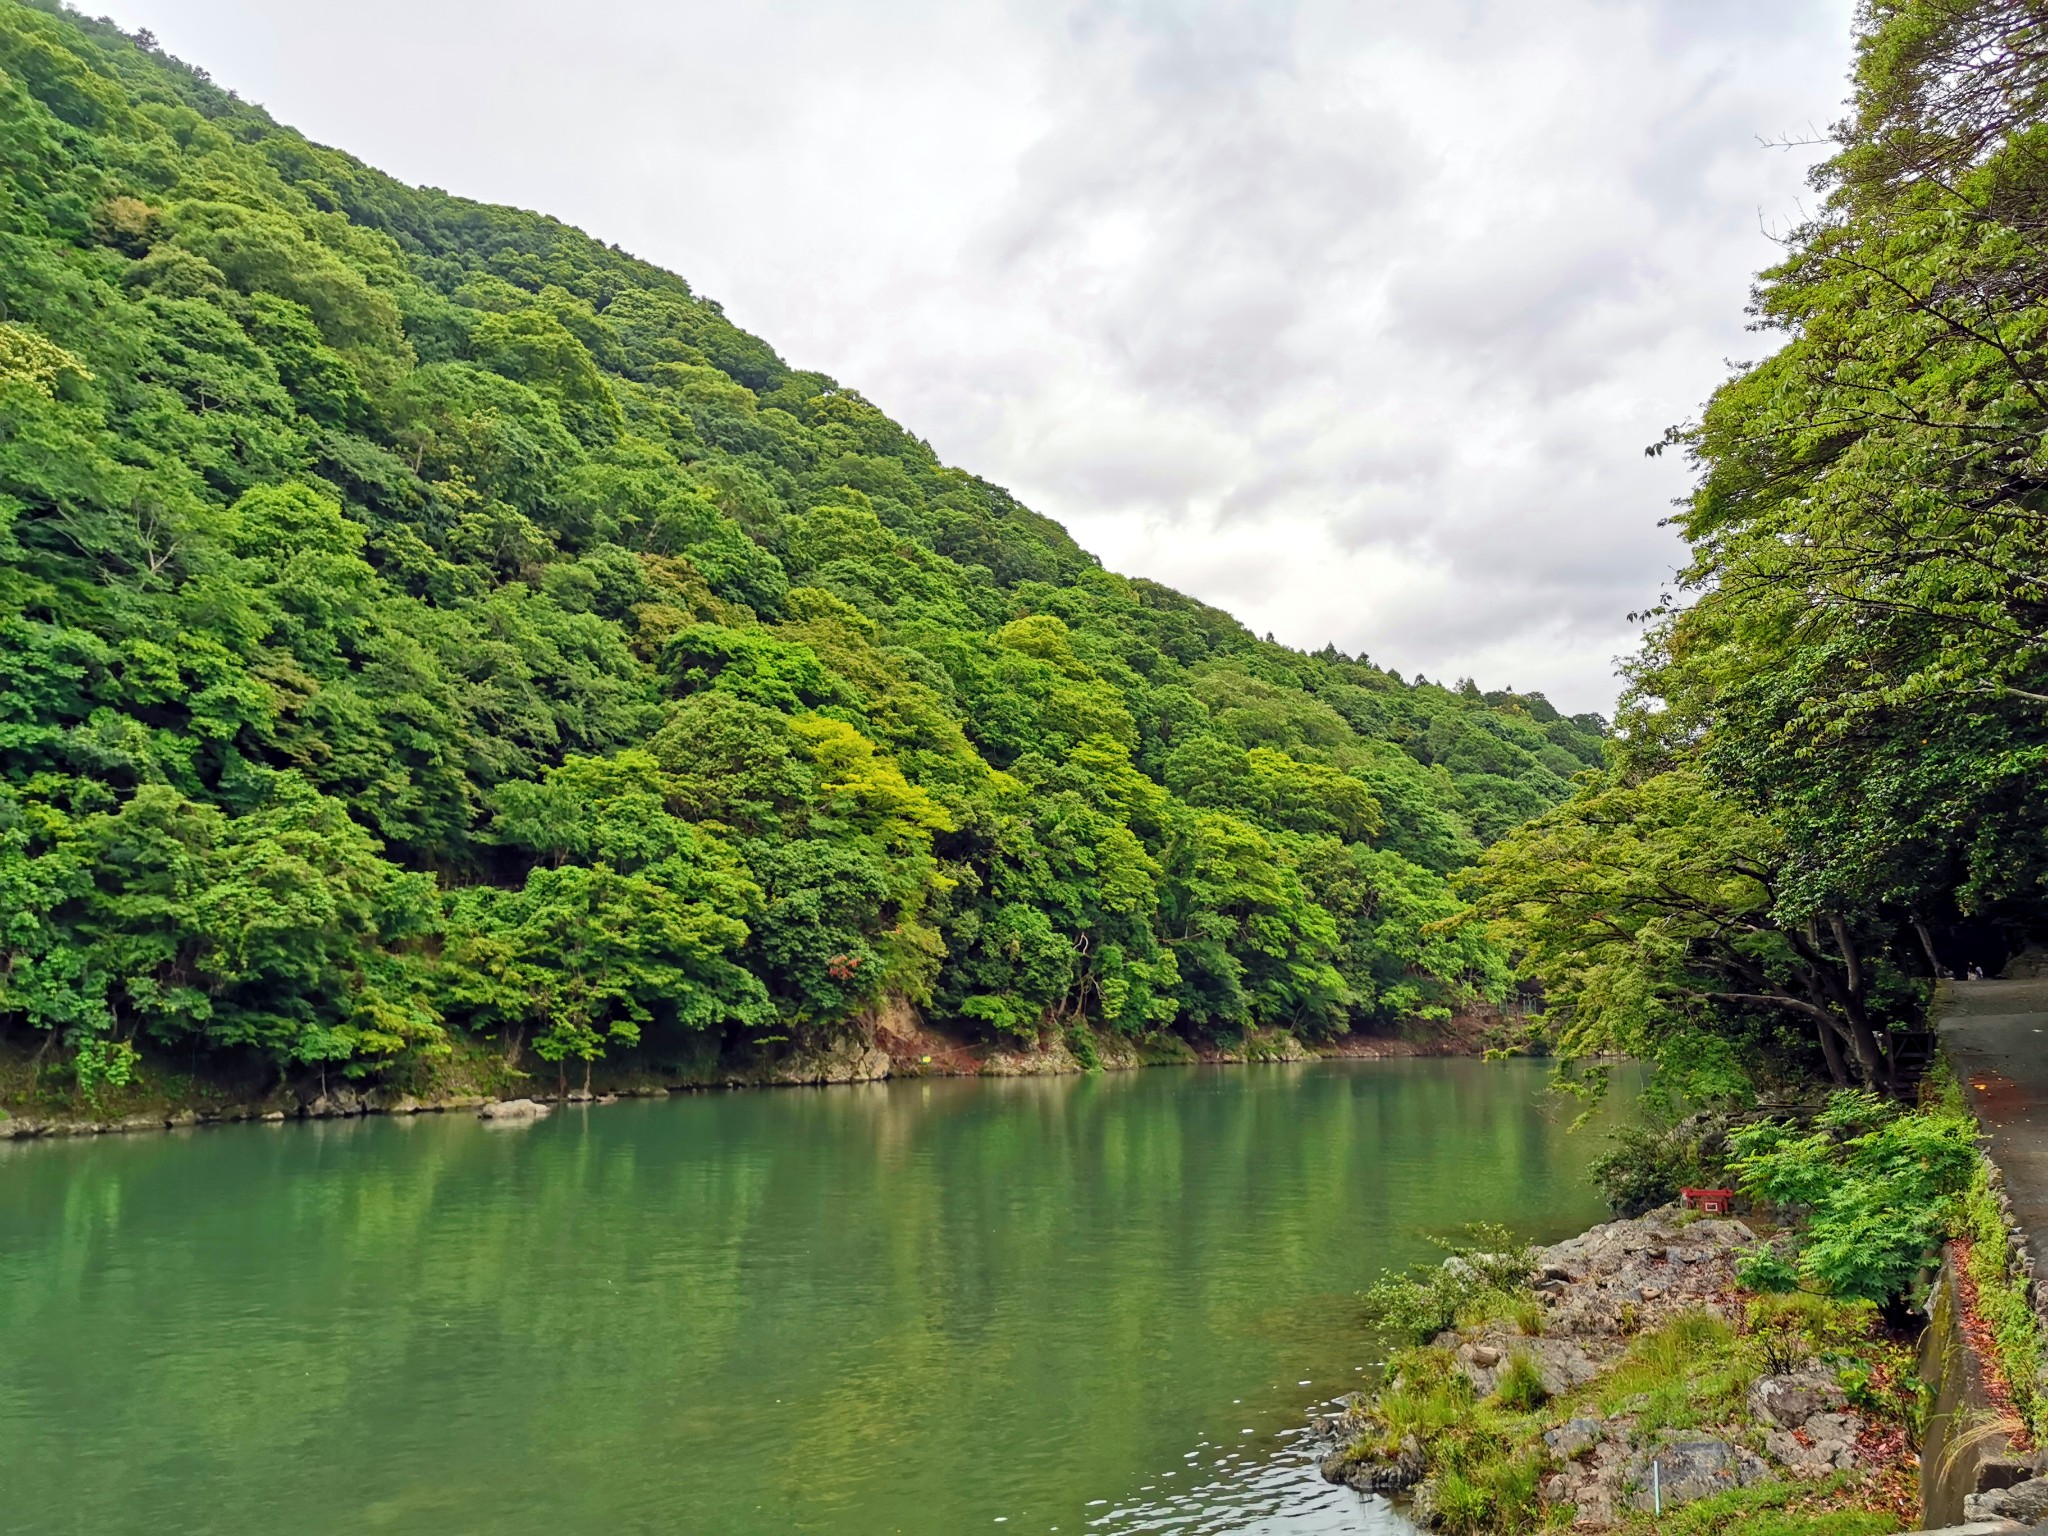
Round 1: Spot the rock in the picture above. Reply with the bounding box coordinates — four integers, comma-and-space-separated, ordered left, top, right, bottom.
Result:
302, 1086, 367, 1118
387, 1095, 422, 1115
165, 1110, 199, 1128
760, 1035, 895, 1084
114, 1115, 161, 1134
1544, 1435, 1632, 1526
1543, 1417, 1604, 1460
259, 1110, 285, 1122
1629, 1439, 1767, 1512
1748, 1370, 1847, 1429
1968, 1475, 2048, 1524
1457, 1333, 1603, 1397
1321, 1433, 1425, 1494
1765, 1412, 1861, 1476
478, 1097, 552, 1121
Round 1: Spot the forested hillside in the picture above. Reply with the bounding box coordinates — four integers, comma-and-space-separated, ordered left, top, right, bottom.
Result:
1470, 0, 2048, 1103
0, 0, 1602, 1100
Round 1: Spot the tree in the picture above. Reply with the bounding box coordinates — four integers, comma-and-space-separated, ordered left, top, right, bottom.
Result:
1467, 770, 1921, 1095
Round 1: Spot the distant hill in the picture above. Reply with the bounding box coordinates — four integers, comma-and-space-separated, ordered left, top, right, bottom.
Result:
0, 0, 1602, 1100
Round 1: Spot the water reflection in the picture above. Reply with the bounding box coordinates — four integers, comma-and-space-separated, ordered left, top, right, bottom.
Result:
0, 1059, 1619, 1535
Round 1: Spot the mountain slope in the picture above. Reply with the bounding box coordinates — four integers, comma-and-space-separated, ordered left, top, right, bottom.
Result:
0, 0, 1602, 1098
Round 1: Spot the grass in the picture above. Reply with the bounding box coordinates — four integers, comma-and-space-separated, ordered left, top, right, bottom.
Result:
1583, 1311, 1750, 1434
1960, 1158, 2045, 1438
1343, 1266, 1918, 1535
1617, 1475, 1901, 1536
1495, 1352, 1550, 1411
1430, 1449, 1547, 1535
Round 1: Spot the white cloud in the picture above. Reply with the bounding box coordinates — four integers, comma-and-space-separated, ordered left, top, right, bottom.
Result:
101, 0, 1856, 712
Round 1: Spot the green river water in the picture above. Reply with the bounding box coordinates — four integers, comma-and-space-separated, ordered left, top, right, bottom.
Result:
0, 1057, 1623, 1535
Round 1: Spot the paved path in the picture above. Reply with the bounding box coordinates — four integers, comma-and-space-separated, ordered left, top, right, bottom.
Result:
1940, 979, 2048, 1258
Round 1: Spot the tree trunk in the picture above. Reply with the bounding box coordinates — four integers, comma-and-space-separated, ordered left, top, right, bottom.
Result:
1814, 1017, 1850, 1085
1824, 916, 1897, 1096
1911, 912, 1945, 979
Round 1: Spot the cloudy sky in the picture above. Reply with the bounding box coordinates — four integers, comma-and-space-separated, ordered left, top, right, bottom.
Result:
101, 0, 1855, 713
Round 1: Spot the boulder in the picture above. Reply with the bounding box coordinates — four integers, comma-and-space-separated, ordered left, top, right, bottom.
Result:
1456, 1333, 1603, 1397
1543, 1417, 1604, 1460
1967, 1474, 2048, 1524
1748, 1369, 1847, 1429
478, 1097, 552, 1122
1765, 1412, 1861, 1476
1322, 1433, 1425, 1493
302, 1086, 367, 1118
1628, 1439, 1767, 1512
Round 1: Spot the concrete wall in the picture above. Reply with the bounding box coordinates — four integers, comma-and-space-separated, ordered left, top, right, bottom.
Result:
1921, 1253, 2035, 1527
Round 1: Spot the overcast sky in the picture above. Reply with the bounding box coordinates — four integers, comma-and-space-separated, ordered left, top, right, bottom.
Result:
98, 0, 1855, 713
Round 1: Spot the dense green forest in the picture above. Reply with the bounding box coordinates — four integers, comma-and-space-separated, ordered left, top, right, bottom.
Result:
1469, 0, 2048, 1104
0, 0, 1604, 1100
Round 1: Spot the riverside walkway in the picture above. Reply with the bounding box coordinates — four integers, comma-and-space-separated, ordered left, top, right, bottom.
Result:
1936, 978, 2048, 1533
1943, 977, 2048, 1251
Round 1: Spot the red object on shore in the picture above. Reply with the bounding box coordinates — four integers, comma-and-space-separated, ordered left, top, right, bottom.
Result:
1680, 1187, 1734, 1215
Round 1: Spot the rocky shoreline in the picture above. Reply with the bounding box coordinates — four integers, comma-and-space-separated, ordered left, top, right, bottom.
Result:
0, 1011, 1494, 1142
1308, 1205, 1932, 1532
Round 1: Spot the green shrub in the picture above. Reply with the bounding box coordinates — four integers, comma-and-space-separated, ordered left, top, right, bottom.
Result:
1737, 1245, 1800, 1294
1364, 1351, 1479, 1454
1591, 1118, 1723, 1216
1359, 1224, 1536, 1343
1731, 1094, 1975, 1304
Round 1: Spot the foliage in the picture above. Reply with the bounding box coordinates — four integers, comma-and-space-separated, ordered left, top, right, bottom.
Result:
1461, 0, 2048, 1107
0, 0, 1606, 1093
1358, 1223, 1536, 1343
1590, 1115, 1730, 1217
1467, 770, 1924, 1098
1731, 1094, 1976, 1303
1737, 1246, 1802, 1296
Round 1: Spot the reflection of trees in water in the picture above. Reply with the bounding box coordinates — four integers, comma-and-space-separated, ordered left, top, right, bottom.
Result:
1, 1060, 1631, 1534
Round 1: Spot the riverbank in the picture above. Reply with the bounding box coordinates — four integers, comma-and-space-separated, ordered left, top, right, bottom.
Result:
1312, 1205, 1928, 1534
0, 1005, 1501, 1140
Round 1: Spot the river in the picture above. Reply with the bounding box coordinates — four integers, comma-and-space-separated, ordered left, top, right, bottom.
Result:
0, 1057, 1623, 1535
